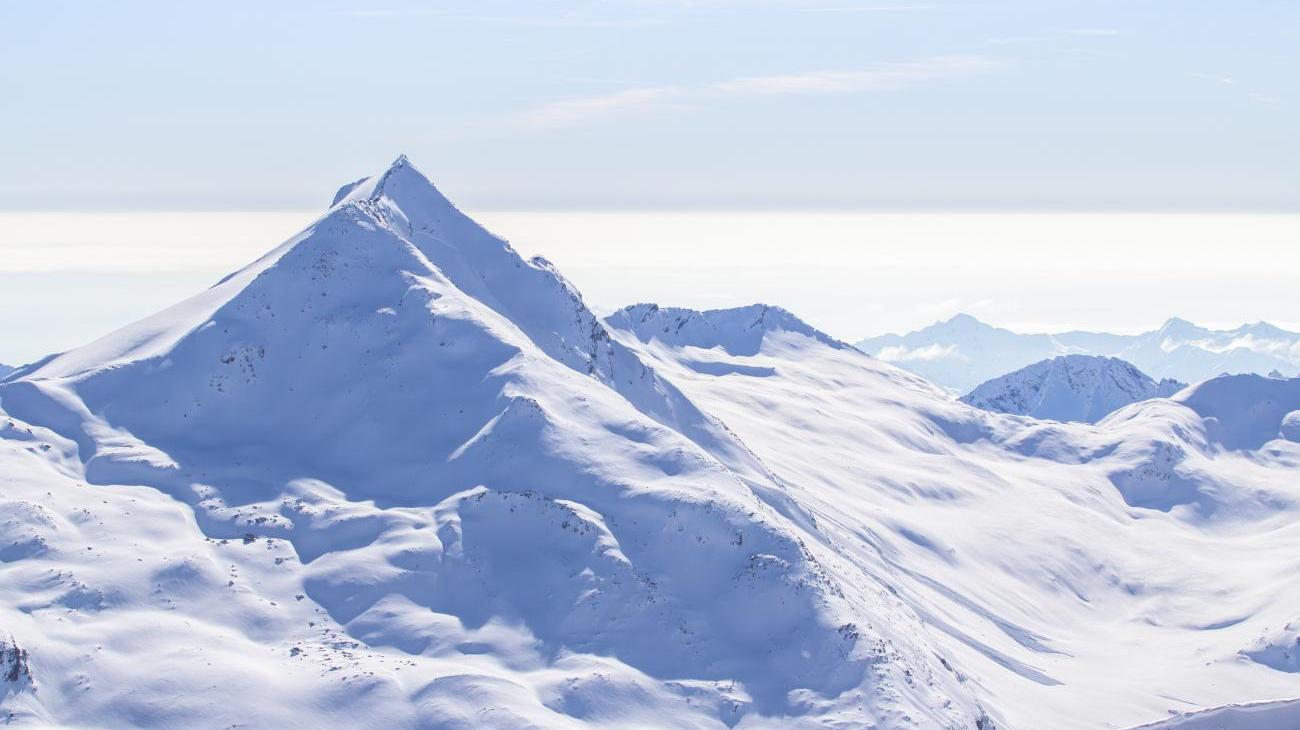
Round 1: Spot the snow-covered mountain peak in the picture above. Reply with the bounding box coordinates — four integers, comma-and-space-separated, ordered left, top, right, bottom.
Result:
332, 153, 427, 205
606, 302, 847, 356
960, 354, 1185, 423
938, 312, 987, 330
6, 158, 760, 492
1156, 316, 1201, 337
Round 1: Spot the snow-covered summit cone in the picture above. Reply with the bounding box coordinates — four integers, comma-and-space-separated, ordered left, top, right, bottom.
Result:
0, 155, 746, 493
960, 355, 1185, 423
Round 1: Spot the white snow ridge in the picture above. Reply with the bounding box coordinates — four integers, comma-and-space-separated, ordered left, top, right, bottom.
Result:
2, 157, 1299, 730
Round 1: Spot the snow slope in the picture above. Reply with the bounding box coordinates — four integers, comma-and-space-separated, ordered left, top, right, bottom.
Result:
1128, 698, 1300, 730
858, 314, 1300, 393
0, 364, 12, 380
3, 157, 1299, 729
609, 318, 1300, 729
960, 355, 1184, 423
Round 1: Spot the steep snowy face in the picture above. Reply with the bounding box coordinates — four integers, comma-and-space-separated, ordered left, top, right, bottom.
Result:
960, 355, 1185, 423
0, 158, 991, 729
858, 315, 1300, 394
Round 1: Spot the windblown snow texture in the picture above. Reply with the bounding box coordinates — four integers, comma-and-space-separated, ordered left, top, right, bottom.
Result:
960, 355, 1184, 423
2, 158, 1298, 730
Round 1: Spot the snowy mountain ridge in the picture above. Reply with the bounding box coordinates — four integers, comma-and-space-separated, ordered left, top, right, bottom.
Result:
607, 303, 849, 356
961, 355, 1185, 423
858, 314, 1300, 393
2, 157, 1299, 730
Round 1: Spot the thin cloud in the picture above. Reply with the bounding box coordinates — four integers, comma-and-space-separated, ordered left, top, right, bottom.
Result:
327, 8, 660, 28
513, 55, 1004, 130
711, 56, 1001, 95
985, 35, 1043, 46
793, 4, 938, 11
1188, 73, 1280, 105
1189, 72, 1237, 85
877, 343, 963, 363
1061, 28, 1122, 36
513, 86, 687, 130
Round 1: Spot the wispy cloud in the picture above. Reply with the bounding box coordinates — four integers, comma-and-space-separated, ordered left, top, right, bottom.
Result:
877, 343, 964, 362
1188, 72, 1281, 105
1188, 72, 1236, 85
793, 4, 938, 11
512, 55, 1004, 130
1061, 28, 1122, 36
1168, 334, 1300, 364
985, 35, 1043, 46
988, 27, 1125, 46
325, 8, 660, 28
515, 86, 686, 130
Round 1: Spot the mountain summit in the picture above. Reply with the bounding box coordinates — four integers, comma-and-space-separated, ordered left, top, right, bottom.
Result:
960, 355, 1185, 423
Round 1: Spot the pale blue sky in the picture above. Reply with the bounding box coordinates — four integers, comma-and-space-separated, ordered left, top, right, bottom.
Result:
2, 2, 1299, 366
2, 1, 1296, 211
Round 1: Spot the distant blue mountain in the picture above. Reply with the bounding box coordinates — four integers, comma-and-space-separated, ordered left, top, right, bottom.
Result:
857, 315, 1300, 393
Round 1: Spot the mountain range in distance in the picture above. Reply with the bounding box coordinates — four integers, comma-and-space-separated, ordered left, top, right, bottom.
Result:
857, 313, 1300, 395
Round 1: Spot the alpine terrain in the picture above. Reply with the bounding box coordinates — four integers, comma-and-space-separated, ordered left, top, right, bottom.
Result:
858, 314, 1300, 394
2, 158, 1299, 730
960, 355, 1185, 423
